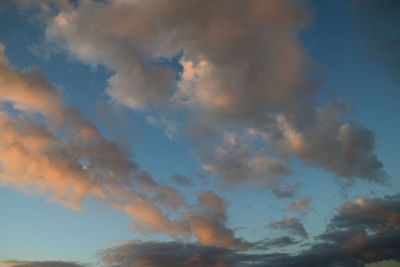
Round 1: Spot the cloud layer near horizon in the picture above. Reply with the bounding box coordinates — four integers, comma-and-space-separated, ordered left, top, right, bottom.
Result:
100, 194, 400, 267
4, 193, 400, 266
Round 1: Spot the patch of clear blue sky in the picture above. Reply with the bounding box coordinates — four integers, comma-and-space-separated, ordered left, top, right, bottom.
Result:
0, 0, 399, 264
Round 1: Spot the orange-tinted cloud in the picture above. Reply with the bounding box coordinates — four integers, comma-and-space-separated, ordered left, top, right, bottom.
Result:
288, 195, 311, 214
185, 191, 250, 249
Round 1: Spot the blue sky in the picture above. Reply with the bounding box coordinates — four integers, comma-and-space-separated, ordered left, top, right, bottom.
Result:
0, 1, 399, 266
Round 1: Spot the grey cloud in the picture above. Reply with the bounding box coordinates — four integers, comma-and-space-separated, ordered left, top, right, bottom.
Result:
18, 0, 385, 190
256, 100, 385, 181
199, 133, 291, 187
256, 228, 400, 267
0, 47, 251, 244
37, 0, 312, 188
252, 236, 299, 250
153, 186, 187, 212
269, 217, 308, 238
100, 194, 400, 267
100, 230, 400, 267
0, 43, 190, 238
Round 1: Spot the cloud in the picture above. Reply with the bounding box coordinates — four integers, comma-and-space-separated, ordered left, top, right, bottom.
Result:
287, 195, 311, 214
0, 261, 84, 267
42, 0, 310, 115
170, 174, 193, 187
33, 0, 386, 188
100, 194, 400, 267
269, 217, 308, 238
330, 194, 400, 233
100, 241, 238, 267
199, 133, 291, 187
153, 186, 187, 212
252, 236, 299, 250
0, 43, 61, 117
101, 244, 222, 267
0, 44, 189, 239
254, 100, 385, 181
0, 43, 256, 245
184, 191, 250, 249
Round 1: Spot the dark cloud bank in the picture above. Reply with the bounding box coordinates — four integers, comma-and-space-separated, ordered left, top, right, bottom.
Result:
99, 194, 400, 267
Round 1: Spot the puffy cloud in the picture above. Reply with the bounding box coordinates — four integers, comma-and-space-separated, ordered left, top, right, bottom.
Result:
36, 0, 386, 188
0, 261, 84, 267
153, 186, 187, 212
199, 133, 291, 187
287, 195, 311, 214
351, 0, 400, 83
185, 191, 250, 249
100, 241, 238, 267
269, 217, 308, 238
99, 238, 298, 267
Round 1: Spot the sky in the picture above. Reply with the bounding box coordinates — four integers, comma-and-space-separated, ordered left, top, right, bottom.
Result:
0, 0, 399, 266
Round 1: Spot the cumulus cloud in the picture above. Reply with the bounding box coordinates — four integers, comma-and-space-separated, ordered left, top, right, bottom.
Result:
271, 183, 301, 199
0, 47, 249, 245
29, 0, 386, 189
330, 194, 400, 233
269, 217, 308, 238
287, 195, 311, 214
0, 44, 190, 237
100, 241, 238, 267
184, 191, 250, 249
1, 44, 245, 243
42, 0, 310, 115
